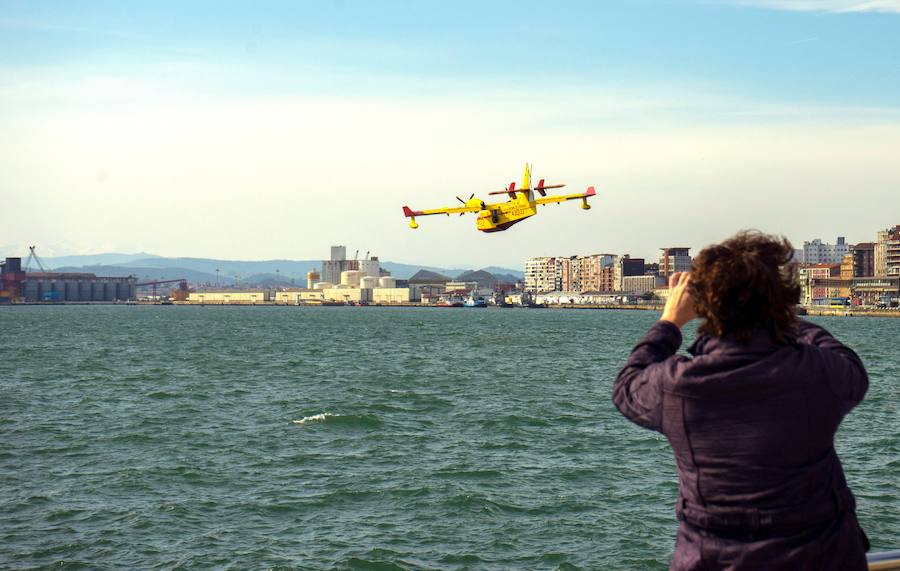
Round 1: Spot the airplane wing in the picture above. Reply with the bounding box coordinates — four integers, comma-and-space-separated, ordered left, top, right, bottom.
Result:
534, 186, 596, 205
403, 204, 483, 217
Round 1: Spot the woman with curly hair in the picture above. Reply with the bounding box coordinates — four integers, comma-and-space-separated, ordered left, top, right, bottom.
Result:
613, 230, 869, 570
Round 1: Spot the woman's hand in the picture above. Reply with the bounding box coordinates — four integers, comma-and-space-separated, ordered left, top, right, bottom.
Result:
660, 272, 697, 329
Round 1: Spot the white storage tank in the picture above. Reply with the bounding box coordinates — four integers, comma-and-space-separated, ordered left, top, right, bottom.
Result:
340, 270, 361, 287
360, 276, 379, 289
378, 276, 397, 288
357, 259, 380, 278
314, 282, 333, 290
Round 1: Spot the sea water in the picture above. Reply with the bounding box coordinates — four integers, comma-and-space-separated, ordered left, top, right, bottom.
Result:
2, 306, 898, 569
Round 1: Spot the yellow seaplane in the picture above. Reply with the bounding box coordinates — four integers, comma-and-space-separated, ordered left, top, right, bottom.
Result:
402, 164, 596, 233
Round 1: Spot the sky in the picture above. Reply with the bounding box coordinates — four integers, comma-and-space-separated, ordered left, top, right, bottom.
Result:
1, 0, 898, 268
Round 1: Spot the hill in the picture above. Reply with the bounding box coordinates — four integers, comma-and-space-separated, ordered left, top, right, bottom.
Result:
408, 269, 452, 284
33, 253, 524, 285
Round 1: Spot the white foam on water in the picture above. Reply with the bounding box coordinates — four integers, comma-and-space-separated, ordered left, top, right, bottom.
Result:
292, 413, 335, 425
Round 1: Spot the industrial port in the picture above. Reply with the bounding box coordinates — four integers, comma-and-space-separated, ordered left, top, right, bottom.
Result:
0, 250, 137, 303
3, 225, 899, 313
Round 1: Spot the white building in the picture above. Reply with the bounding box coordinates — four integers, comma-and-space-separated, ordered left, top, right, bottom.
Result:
802, 237, 850, 265
524, 257, 563, 293
321, 245, 382, 283
622, 275, 659, 294
187, 291, 271, 304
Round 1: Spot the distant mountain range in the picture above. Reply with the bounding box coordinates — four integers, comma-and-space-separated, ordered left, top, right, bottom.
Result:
14, 252, 524, 285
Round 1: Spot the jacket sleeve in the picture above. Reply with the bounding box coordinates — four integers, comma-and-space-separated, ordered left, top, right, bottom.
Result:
795, 319, 869, 408
612, 320, 684, 433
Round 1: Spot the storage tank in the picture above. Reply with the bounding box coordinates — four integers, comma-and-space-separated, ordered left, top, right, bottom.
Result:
378, 276, 397, 288
340, 270, 361, 287
314, 282, 333, 290
357, 259, 380, 278
360, 276, 379, 289
306, 270, 321, 289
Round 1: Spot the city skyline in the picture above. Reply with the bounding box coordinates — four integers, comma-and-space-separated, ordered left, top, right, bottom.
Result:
2, 227, 894, 275
2, 1, 899, 267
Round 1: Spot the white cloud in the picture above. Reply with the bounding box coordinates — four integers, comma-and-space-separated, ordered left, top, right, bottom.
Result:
733, 0, 900, 13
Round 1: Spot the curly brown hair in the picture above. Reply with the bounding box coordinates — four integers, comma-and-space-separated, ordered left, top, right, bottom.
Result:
688, 230, 800, 343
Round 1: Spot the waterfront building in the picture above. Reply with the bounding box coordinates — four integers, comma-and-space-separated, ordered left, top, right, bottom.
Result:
1, 257, 137, 302
188, 291, 270, 304
560, 257, 573, 291
445, 281, 479, 292
599, 266, 616, 292
563, 254, 615, 292
884, 225, 900, 277
803, 264, 842, 304
325, 287, 373, 303
622, 274, 659, 294
802, 237, 850, 265
853, 276, 900, 306
321, 245, 381, 284
852, 243, 875, 278
658, 248, 691, 280
614, 255, 645, 291
373, 287, 421, 304
875, 229, 888, 276
839, 255, 854, 298
524, 257, 564, 293
274, 290, 326, 304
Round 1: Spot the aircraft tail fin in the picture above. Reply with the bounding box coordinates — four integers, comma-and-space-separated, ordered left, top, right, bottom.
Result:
522, 163, 531, 190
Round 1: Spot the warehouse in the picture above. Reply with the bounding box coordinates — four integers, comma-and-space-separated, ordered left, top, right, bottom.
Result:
273, 290, 325, 304
187, 291, 271, 304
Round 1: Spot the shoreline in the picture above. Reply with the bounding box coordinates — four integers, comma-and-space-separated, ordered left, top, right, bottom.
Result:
3, 301, 899, 318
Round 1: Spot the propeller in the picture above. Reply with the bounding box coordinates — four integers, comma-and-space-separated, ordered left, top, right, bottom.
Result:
455, 194, 478, 215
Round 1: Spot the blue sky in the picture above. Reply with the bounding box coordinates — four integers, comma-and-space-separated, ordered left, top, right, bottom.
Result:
1, 1, 898, 266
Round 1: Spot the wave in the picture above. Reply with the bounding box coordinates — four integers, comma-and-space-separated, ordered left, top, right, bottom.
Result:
292, 413, 333, 425
291, 413, 383, 428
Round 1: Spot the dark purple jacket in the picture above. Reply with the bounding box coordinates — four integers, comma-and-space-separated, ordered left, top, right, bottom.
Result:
613, 319, 869, 570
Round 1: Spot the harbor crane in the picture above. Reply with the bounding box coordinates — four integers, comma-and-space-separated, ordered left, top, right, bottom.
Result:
24, 246, 47, 272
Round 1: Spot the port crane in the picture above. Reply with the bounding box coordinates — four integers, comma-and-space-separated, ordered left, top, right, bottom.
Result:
24, 246, 47, 272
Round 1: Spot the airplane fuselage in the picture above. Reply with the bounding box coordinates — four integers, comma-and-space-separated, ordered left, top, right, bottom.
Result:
476, 194, 537, 232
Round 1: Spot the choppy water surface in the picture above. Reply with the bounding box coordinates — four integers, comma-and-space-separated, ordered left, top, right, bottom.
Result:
2, 306, 898, 569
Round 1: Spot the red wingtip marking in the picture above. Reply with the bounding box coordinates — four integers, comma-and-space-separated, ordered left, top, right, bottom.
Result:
536, 178, 545, 189
508, 182, 515, 191
402, 206, 415, 217
585, 186, 596, 196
